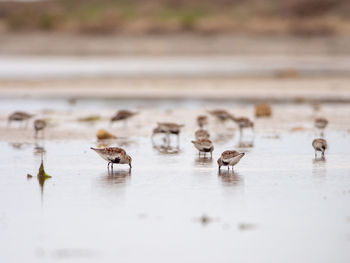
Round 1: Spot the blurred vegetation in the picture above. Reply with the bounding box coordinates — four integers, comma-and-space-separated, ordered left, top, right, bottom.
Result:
0, 0, 349, 34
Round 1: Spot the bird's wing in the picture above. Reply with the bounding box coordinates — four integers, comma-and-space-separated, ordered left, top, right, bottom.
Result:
200, 139, 213, 147
221, 150, 240, 161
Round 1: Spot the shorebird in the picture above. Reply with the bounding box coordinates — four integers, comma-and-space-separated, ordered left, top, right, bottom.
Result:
195, 128, 210, 140
191, 139, 214, 158
208, 109, 232, 122
34, 119, 47, 138
110, 110, 138, 125
217, 150, 245, 171
8, 111, 33, 127
231, 116, 254, 136
314, 118, 328, 136
152, 122, 184, 146
91, 147, 132, 170
312, 138, 327, 158
197, 115, 208, 128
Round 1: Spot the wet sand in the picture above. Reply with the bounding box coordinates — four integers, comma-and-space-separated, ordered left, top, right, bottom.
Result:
1, 76, 350, 103
1, 33, 350, 56
0, 97, 350, 141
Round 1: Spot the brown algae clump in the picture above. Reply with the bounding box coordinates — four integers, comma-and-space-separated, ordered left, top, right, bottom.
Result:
97, 129, 117, 140
255, 103, 272, 117
78, 115, 101, 122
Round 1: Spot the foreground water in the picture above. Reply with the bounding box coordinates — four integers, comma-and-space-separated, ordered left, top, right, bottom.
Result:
0, 99, 350, 263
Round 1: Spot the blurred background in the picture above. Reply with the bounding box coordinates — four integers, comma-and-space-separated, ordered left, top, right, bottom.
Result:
0, 0, 349, 100
1, 2, 350, 263
1, 0, 350, 36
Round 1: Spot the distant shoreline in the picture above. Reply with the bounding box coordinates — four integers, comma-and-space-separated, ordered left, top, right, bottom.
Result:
1, 33, 350, 56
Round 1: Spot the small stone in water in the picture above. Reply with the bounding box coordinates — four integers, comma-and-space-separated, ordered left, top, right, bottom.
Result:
200, 215, 212, 225
238, 223, 256, 231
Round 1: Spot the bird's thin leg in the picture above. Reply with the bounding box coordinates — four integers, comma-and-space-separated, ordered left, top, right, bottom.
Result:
315, 151, 317, 158
210, 151, 212, 159
166, 133, 170, 147
227, 166, 229, 171
204, 152, 206, 158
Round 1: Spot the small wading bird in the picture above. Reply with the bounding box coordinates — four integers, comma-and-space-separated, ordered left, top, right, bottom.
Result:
197, 115, 208, 128
8, 111, 34, 127
34, 119, 47, 138
312, 138, 327, 158
110, 110, 138, 126
91, 147, 132, 171
314, 117, 328, 130
208, 109, 232, 122
191, 139, 214, 158
195, 128, 210, 140
217, 150, 245, 171
231, 116, 254, 136
152, 122, 184, 146
314, 117, 328, 136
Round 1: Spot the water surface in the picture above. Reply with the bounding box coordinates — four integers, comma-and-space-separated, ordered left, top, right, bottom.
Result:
1, 130, 350, 262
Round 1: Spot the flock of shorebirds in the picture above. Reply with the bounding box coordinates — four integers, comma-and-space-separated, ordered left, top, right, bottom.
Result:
8, 108, 329, 172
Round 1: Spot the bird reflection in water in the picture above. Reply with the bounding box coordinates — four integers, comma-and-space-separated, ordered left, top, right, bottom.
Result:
312, 157, 327, 177
212, 130, 235, 145
34, 143, 46, 157
237, 132, 254, 148
9, 142, 31, 150
194, 156, 213, 166
152, 137, 180, 154
313, 156, 326, 163
102, 169, 131, 186
218, 170, 243, 187
237, 139, 254, 149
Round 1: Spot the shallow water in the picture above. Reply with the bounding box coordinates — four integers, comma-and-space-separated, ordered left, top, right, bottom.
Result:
1, 97, 350, 262
1, 118, 350, 263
